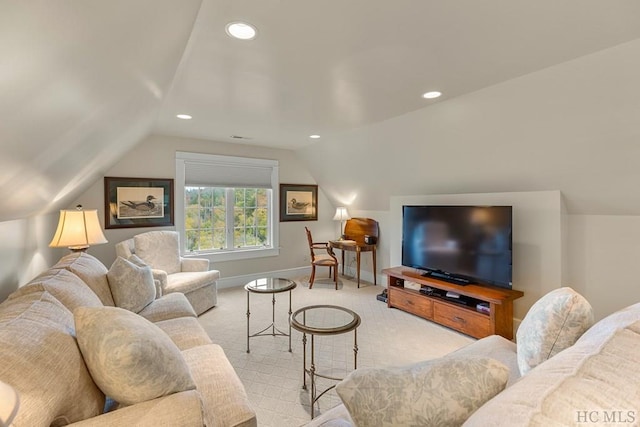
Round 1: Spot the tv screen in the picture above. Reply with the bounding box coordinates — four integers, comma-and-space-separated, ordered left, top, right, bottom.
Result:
402, 205, 512, 288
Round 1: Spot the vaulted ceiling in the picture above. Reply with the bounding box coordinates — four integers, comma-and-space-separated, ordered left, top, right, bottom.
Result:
3, 1, 640, 222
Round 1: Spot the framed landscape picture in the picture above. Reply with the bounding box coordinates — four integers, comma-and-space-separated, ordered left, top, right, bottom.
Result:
280, 184, 318, 222
104, 177, 174, 229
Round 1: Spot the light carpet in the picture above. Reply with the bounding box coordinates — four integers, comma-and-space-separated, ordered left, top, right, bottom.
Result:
198, 275, 475, 427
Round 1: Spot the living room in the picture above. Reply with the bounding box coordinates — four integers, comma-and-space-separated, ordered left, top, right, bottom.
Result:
2, 1, 640, 426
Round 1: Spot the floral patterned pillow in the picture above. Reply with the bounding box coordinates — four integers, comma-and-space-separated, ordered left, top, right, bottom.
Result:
516, 287, 593, 375
335, 356, 509, 427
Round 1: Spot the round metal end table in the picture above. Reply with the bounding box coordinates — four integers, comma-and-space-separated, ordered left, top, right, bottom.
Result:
290, 304, 361, 418
245, 277, 297, 353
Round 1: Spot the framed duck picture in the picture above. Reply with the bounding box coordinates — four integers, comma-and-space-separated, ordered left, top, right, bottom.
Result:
104, 177, 174, 229
280, 184, 318, 222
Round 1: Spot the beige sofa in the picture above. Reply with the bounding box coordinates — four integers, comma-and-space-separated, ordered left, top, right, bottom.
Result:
308, 288, 640, 426
0, 252, 256, 427
115, 231, 219, 315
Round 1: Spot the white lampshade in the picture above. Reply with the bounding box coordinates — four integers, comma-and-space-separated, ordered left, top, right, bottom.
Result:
0, 380, 19, 426
332, 207, 351, 221
49, 205, 108, 251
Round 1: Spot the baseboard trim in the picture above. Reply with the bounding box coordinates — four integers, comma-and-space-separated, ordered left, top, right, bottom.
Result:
216, 266, 312, 289
217, 266, 384, 289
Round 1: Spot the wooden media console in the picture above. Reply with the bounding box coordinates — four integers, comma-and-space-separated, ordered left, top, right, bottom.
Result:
383, 266, 524, 339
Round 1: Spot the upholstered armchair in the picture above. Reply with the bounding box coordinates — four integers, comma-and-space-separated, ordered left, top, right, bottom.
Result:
115, 231, 219, 315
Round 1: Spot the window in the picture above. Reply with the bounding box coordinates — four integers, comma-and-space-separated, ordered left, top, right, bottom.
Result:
184, 187, 270, 251
176, 152, 279, 261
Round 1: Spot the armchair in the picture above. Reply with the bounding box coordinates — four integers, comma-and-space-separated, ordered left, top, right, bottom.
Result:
115, 231, 219, 315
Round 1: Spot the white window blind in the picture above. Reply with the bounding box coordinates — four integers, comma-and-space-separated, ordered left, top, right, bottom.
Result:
175, 151, 280, 262
183, 160, 274, 188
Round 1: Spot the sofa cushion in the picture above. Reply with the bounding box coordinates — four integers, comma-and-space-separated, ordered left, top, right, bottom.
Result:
516, 287, 594, 374
0, 291, 104, 426
154, 316, 212, 350
107, 256, 156, 313
137, 292, 197, 323
54, 252, 115, 306
69, 390, 205, 427
134, 231, 182, 274
166, 270, 220, 294
464, 312, 640, 426
335, 356, 509, 427
74, 306, 195, 406
182, 344, 257, 427
10, 268, 103, 311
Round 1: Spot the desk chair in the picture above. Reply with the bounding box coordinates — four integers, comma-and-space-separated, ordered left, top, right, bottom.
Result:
305, 227, 339, 289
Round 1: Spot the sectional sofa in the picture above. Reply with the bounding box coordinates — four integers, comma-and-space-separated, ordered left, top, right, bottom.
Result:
0, 252, 256, 426
308, 288, 640, 426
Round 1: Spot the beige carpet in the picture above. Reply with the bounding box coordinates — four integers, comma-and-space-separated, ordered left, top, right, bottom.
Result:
198, 274, 475, 427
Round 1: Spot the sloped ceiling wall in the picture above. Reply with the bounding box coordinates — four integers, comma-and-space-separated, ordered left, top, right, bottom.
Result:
2, 2, 640, 223
297, 38, 640, 215
0, 0, 202, 222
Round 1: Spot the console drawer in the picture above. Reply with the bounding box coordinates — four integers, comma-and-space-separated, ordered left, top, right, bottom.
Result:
389, 288, 433, 319
433, 302, 491, 338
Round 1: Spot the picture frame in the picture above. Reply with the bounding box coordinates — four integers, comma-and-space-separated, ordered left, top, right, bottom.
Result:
280, 184, 318, 222
104, 177, 174, 229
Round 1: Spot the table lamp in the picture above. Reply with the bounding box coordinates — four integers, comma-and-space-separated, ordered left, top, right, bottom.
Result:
49, 205, 108, 252
0, 380, 19, 427
333, 206, 350, 239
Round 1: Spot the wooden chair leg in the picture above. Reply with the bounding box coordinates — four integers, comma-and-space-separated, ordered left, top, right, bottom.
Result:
309, 265, 316, 289
334, 264, 338, 289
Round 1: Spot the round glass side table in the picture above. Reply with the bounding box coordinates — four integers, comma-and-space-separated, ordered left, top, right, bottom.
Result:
290, 304, 361, 418
245, 277, 297, 353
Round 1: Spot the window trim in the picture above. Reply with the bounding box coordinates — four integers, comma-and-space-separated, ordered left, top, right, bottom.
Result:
176, 152, 280, 262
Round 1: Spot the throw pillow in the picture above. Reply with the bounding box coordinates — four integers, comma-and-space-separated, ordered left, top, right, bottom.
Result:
335, 356, 509, 427
107, 256, 156, 313
128, 254, 163, 297
516, 287, 594, 375
74, 306, 195, 406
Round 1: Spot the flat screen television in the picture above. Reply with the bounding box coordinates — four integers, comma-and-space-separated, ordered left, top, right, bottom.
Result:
402, 205, 512, 289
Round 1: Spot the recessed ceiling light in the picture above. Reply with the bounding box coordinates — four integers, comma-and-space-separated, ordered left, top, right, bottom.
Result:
225, 22, 257, 40
422, 91, 442, 99
176, 114, 192, 120
310, 135, 321, 139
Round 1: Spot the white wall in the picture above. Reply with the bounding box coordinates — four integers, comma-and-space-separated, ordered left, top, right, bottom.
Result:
73, 134, 335, 279
0, 214, 64, 301
567, 214, 640, 320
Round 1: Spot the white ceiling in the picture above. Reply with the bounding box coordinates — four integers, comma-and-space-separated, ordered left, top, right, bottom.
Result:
3, 1, 640, 221
155, 0, 640, 149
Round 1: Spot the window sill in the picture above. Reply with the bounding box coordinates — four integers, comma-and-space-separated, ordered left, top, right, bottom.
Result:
183, 247, 280, 263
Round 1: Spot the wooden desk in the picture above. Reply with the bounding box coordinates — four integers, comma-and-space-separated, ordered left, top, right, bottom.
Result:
329, 240, 376, 287
329, 218, 379, 288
